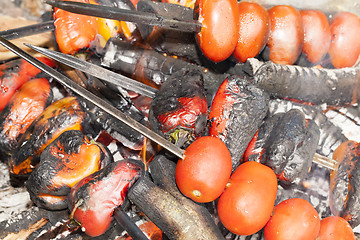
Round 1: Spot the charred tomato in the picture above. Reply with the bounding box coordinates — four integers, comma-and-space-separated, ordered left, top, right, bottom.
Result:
149, 69, 208, 149
68, 159, 144, 237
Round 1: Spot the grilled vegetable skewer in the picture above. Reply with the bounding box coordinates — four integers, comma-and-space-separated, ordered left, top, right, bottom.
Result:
0, 36, 183, 158
26, 44, 158, 98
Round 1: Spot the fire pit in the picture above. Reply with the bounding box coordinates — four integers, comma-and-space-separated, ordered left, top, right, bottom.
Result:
1, 0, 360, 239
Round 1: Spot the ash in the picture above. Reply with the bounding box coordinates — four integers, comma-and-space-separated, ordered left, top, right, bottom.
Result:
0, 161, 32, 223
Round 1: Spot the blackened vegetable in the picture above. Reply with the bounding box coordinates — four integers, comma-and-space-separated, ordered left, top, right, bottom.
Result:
268, 99, 347, 158
330, 140, 360, 228
209, 75, 269, 171
0, 78, 52, 162
0, 57, 55, 111
9, 97, 90, 178
101, 38, 229, 104
53, 0, 98, 55
71, 69, 146, 150
68, 159, 144, 237
263, 109, 320, 185
149, 69, 208, 148
239, 58, 360, 106
26, 130, 113, 210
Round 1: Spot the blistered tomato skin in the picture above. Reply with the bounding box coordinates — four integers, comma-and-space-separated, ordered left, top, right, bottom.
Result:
233, 2, 270, 63
195, 0, 240, 62
264, 198, 320, 240
267, 5, 304, 65
175, 136, 232, 203
300, 10, 331, 64
217, 161, 277, 236
329, 11, 360, 68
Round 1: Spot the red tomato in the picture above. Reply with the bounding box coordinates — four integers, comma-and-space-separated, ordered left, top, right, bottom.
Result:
329, 11, 360, 68
300, 10, 331, 64
267, 5, 304, 65
233, 2, 270, 63
194, 0, 240, 62
264, 198, 320, 240
175, 136, 232, 203
317, 216, 355, 240
217, 161, 277, 236
53, 0, 98, 54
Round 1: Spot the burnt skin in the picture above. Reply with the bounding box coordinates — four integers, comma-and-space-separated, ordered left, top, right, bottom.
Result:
9, 97, 91, 179
242, 113, 283, 164
268, 99, 348, 158
71, 69, 146, 150
26, 130, 113, 210
238, 58, 360, 106
330, 140, 360, 228
101, 38, 228, 104
0, 57, 56, 111
149, 68, 208, 148
278, 119, 320, 185
68, 159, 144, 237
0, 78, 53, 163
209, 75, 269, 171
263, 109, 320, 185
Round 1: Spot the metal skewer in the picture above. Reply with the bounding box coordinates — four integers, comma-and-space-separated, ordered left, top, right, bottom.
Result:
26, 44, 158, 99
0, 37, 338, 172
0, 20, 55, 40
0, 36, 185, 159
45, 0, 202, 33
